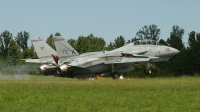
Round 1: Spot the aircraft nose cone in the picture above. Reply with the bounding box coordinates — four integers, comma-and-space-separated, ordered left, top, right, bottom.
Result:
171, 48, 180, 56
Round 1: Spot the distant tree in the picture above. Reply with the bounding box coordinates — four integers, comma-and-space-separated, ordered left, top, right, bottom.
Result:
76, 34, 106, 53
126, 40, 131, 44
8, 39, 19, 66
88, 34, 105, 52
186, 31, 200, 74
167, 25, 185, 51
159, 39, 168, 46
188, 31, 200, 49
23, 47, 30, 59
167, 35, 185, 51
136, 24, 160, 41
68, 39, 78, 50
113, 35, 125, 49
126, 37, 140, 45
0, 30, 13, 58
55, 32, 61, 36
76, 36, 89, 53
162, 25, 187, 76
29, 44, 37, 58
46, 34, 55, 50
46, 32, 62, 50
15, 31, 30, 51
105, 42, 114, 51
170, 25, 184, 38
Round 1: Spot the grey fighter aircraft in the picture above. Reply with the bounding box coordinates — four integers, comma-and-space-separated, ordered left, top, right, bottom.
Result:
52, 36, 179, 79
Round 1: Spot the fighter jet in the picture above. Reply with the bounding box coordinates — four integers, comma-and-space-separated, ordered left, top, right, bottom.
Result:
51, 36, 179, 79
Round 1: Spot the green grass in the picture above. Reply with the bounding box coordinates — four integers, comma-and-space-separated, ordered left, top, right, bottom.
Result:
0, 75, 200, 112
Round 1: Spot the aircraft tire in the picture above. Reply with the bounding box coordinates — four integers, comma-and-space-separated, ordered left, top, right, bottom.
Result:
148, 69, 152, 74
144, 69, 152, 74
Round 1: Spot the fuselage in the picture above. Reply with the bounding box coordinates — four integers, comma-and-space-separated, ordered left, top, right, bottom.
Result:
66, 40, 179, 76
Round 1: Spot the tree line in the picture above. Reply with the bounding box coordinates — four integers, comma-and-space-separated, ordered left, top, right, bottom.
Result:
0, 24, 199, 76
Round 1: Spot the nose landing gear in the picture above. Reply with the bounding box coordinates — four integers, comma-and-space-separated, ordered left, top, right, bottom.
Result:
145, 62, 151, 74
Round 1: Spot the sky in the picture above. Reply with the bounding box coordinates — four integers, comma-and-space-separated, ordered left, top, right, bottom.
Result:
0, 0, 199, 46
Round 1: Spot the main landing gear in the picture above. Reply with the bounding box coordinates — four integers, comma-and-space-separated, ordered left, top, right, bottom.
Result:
111, 64, 119, 79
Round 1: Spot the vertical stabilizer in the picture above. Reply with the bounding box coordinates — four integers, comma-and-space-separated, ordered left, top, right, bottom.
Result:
31, 37, 57, 63
53, 36, 79, 62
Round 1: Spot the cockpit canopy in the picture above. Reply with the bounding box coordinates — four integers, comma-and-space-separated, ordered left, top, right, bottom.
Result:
133, 39, 162, 45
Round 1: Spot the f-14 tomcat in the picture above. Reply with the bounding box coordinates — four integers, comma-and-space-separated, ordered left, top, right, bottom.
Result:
26, 36, 179, 79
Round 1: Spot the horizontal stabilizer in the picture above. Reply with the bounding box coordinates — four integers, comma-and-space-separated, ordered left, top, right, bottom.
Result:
41, 59, 54, 63
104, 57, 150, 64
23, 59, 42, 63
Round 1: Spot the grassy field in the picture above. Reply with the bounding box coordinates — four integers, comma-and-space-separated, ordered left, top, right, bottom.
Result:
0, 75, 200, 112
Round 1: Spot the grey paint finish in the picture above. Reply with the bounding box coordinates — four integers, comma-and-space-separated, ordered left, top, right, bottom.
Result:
26, 36, 179, 77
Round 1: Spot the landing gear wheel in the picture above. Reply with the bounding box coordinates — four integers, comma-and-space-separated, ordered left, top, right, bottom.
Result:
148, 69, 151, 74
112, 72, 119, 79
144, 69, 151, 74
